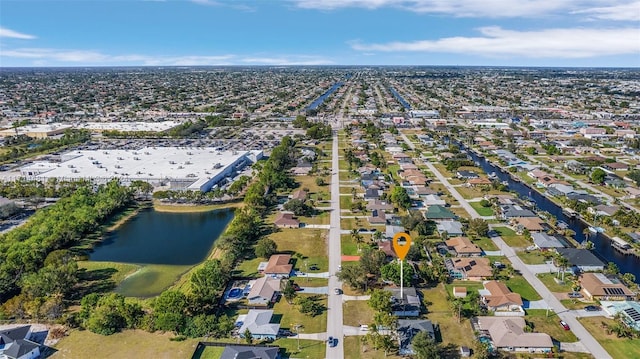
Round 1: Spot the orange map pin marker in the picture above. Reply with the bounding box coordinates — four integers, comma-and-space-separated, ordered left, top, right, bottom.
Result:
392, 233, 412, 260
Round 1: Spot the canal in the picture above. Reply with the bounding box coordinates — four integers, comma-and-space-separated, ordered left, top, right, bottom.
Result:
464, 147, 640, 281
306, 81, 345, 111
389, 87, 412, 110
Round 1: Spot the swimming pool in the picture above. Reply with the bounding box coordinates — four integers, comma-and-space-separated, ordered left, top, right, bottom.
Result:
228, 288, 243, 299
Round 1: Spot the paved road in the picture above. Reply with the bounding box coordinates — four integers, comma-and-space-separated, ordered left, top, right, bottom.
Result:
400, 131, 612, 359
326, 131, 345, 358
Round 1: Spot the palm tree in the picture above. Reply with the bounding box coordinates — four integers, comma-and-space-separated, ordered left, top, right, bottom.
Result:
555, 255, 570, 282
351, 228, 363, 251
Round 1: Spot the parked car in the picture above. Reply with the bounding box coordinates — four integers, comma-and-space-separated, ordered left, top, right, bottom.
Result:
329, 337, 338, 347
309, 265, 319, 271
292, 283, 303, 291
334, 288, 342, 295
584, 305, 601, 312
568, 292, 583, 298
560, 321, 570, 330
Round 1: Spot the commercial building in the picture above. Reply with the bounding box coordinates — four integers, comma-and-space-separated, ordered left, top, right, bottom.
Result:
20, 147, 262, 192
0, 124, 72, 138
73, 121, 183, 133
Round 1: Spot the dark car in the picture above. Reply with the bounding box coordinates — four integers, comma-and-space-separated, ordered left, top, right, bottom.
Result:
309, 265, 320, 271
584, 305, 601, 312
329, 337, 338, 347
292, 283, 303, 291
568, 292, 583, 298
560, 321, 570, 330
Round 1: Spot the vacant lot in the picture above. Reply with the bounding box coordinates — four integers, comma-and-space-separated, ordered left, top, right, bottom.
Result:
273, 338, 326, 359
469, 201, 494, 216
343, 300, 375, 327
53, 329, 199, 359
506, 275, 541, 301
493, 226, 530, 248
343, 336, 402, 359
578, 317, 640, 359
517, 250, 548, 265
420, 284, 476, 349
525, 310, 577, 343
537, 273, 573, 292
272, 294, 328, 333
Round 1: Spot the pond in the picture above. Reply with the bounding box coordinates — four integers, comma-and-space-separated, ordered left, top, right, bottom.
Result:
89, 207, 234, 296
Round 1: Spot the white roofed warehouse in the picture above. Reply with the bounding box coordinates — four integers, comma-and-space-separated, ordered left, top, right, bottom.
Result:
20, 147, 262, 192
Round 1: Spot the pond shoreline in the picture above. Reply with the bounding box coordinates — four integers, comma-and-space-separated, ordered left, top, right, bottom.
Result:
152, 200, 242, 213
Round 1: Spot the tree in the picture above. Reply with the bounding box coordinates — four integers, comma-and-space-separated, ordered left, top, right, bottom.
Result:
468, 218, 489, 237
351, 228, 364, 251
282, 280, 297, 304
390, 187, 411, 210
604, 262, 620, 276
244, 329, 253, 344
255, 238, 278, 258
591, 168, 606, 184
283, 199, 313, 216
381, 261, 414, 286
412, 331, 439, 359
153, 290, 188, 333
359, 247, 386, 276
337, 264, 366, 290
555, 255, 569, 282
190, 260, 229, 306
295, 296, 322, 316
368, 289, 393, 313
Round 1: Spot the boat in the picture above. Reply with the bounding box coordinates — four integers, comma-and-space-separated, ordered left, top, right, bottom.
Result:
488, 172, 497, 179
588, 226, 605, 234
563, 208, 578, 218
477, 152, 485, 158
611, 236, 633, 254
557, 221, 569, 230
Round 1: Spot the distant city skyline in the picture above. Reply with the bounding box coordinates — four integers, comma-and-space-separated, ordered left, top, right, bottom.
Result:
1, 0, 639, 67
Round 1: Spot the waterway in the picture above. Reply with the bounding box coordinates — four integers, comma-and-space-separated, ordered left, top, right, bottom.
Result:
463, 147, 640, 281
389, 87, 412, 110
306, 81, 344, 111
89, 207, 234, 296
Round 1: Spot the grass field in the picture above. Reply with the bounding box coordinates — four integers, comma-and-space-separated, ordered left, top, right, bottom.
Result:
469, 201, 494, 216
506, 275, 541, 301
273, 338, 326, 359
494, 226, 530, 248
420, 284, 476, 349
525, 310, 578, 343
192, 345, 225, 359
578, 316, 640, 359
473, 236, 499, 251
343, 300, 375, 327
153, 201, 243, 213
444, 280, 485, 296
340, 195, 353, 210
114, 264, 192, 297
53, 329, 199, 359
77, 261, 140, 289
341, 234, 359, 256
537, 273, 573, 292
272, 294, 327, 333
517, 250, 549, 265
343, 336, 402, 359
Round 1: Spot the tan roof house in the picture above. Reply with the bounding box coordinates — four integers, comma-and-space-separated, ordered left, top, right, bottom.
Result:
247, 276, 281, 306
476, 317, 553, 353
264, 254, 293, 278
445, 237, 483, 257
481, 281, 524, 316
453, 287, 467, 298
580, 273, 635, 301
274, 212, 300, 228
448, 258, 492, 281
289, 189, 308, 201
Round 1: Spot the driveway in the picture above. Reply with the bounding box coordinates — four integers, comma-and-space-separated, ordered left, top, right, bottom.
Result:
300, 286, 328, 294
526, 262, 558, 274
523, 299, 548, 309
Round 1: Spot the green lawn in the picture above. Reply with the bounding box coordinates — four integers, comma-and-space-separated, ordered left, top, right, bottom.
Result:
343, 336, 402, 359
469, 201, 494, 216
343, 300, 375, 327
506, 275, 541, 301
114, 264, 192, 297
420, 284, 476, 349
525, 310, 578, 343
578, 317, 640, 359
53, 329, 199, 359
537, 273, 573, 292
493, 226, 531, 247
272, 294, 327, 333
273, 338, 326, 359
472, 236, 499, 251
341, 234, 359, 256
517, 250, 548, 265
77, 261, 140, 289
339, 196, 353, 210
192, 345, 225, 359
444, 280, 485, 297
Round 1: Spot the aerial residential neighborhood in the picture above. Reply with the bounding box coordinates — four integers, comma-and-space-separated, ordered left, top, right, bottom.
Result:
1, 2, 640, 357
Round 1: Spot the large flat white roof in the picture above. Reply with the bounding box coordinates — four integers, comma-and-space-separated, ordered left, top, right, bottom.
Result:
21, 147, 254, 190
0, 124, 72, 135
73, 121, 183, 132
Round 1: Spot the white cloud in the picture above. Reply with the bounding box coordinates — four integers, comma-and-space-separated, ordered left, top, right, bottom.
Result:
573, 1, 640, 21
0, 27, 36, 40
0, 48, 332, 66
1, 48, 236, 66
350, 27, 640, 58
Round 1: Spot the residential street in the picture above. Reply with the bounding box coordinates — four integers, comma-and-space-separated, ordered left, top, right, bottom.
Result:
400, 132, 612, 359
326, 131, 345, 358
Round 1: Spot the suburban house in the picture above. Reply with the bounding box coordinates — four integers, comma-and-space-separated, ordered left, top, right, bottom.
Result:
499, 204, 537, 220
475, 317, 553, 353
546, 183, 576, 197
0, 325, 40, 359
467, 178, 492, 187
364, 188, 382, 200
511, 217, 545, 233
457, 170, 479, 179
603, 162, 629, 171
532, 232, 566, 251
588, 204, 620, 217
397, 319, 436, 355
385, 287, 421, 317
263, 254, 293, 278
379, 241, 397, 260
480, 281, 524, 316
422, 194, 446, 206
425, 205, 456, 221
273, 212, 300, 229
556, 248, 605, 273
446, 257, 492, 281
289, 189, 308, 201
580, 273, 635, 301
368, 209, 387, 225
445, 236, 483, 257
247, 276, 281, 307
600, 301, 640, 332
220, 345, 280, 359
366, 200, 394, 212
237, 310, 281, 341
436, 221, 464, 237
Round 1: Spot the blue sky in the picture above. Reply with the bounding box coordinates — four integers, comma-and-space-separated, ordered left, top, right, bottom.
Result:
1, 0, 639, 67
